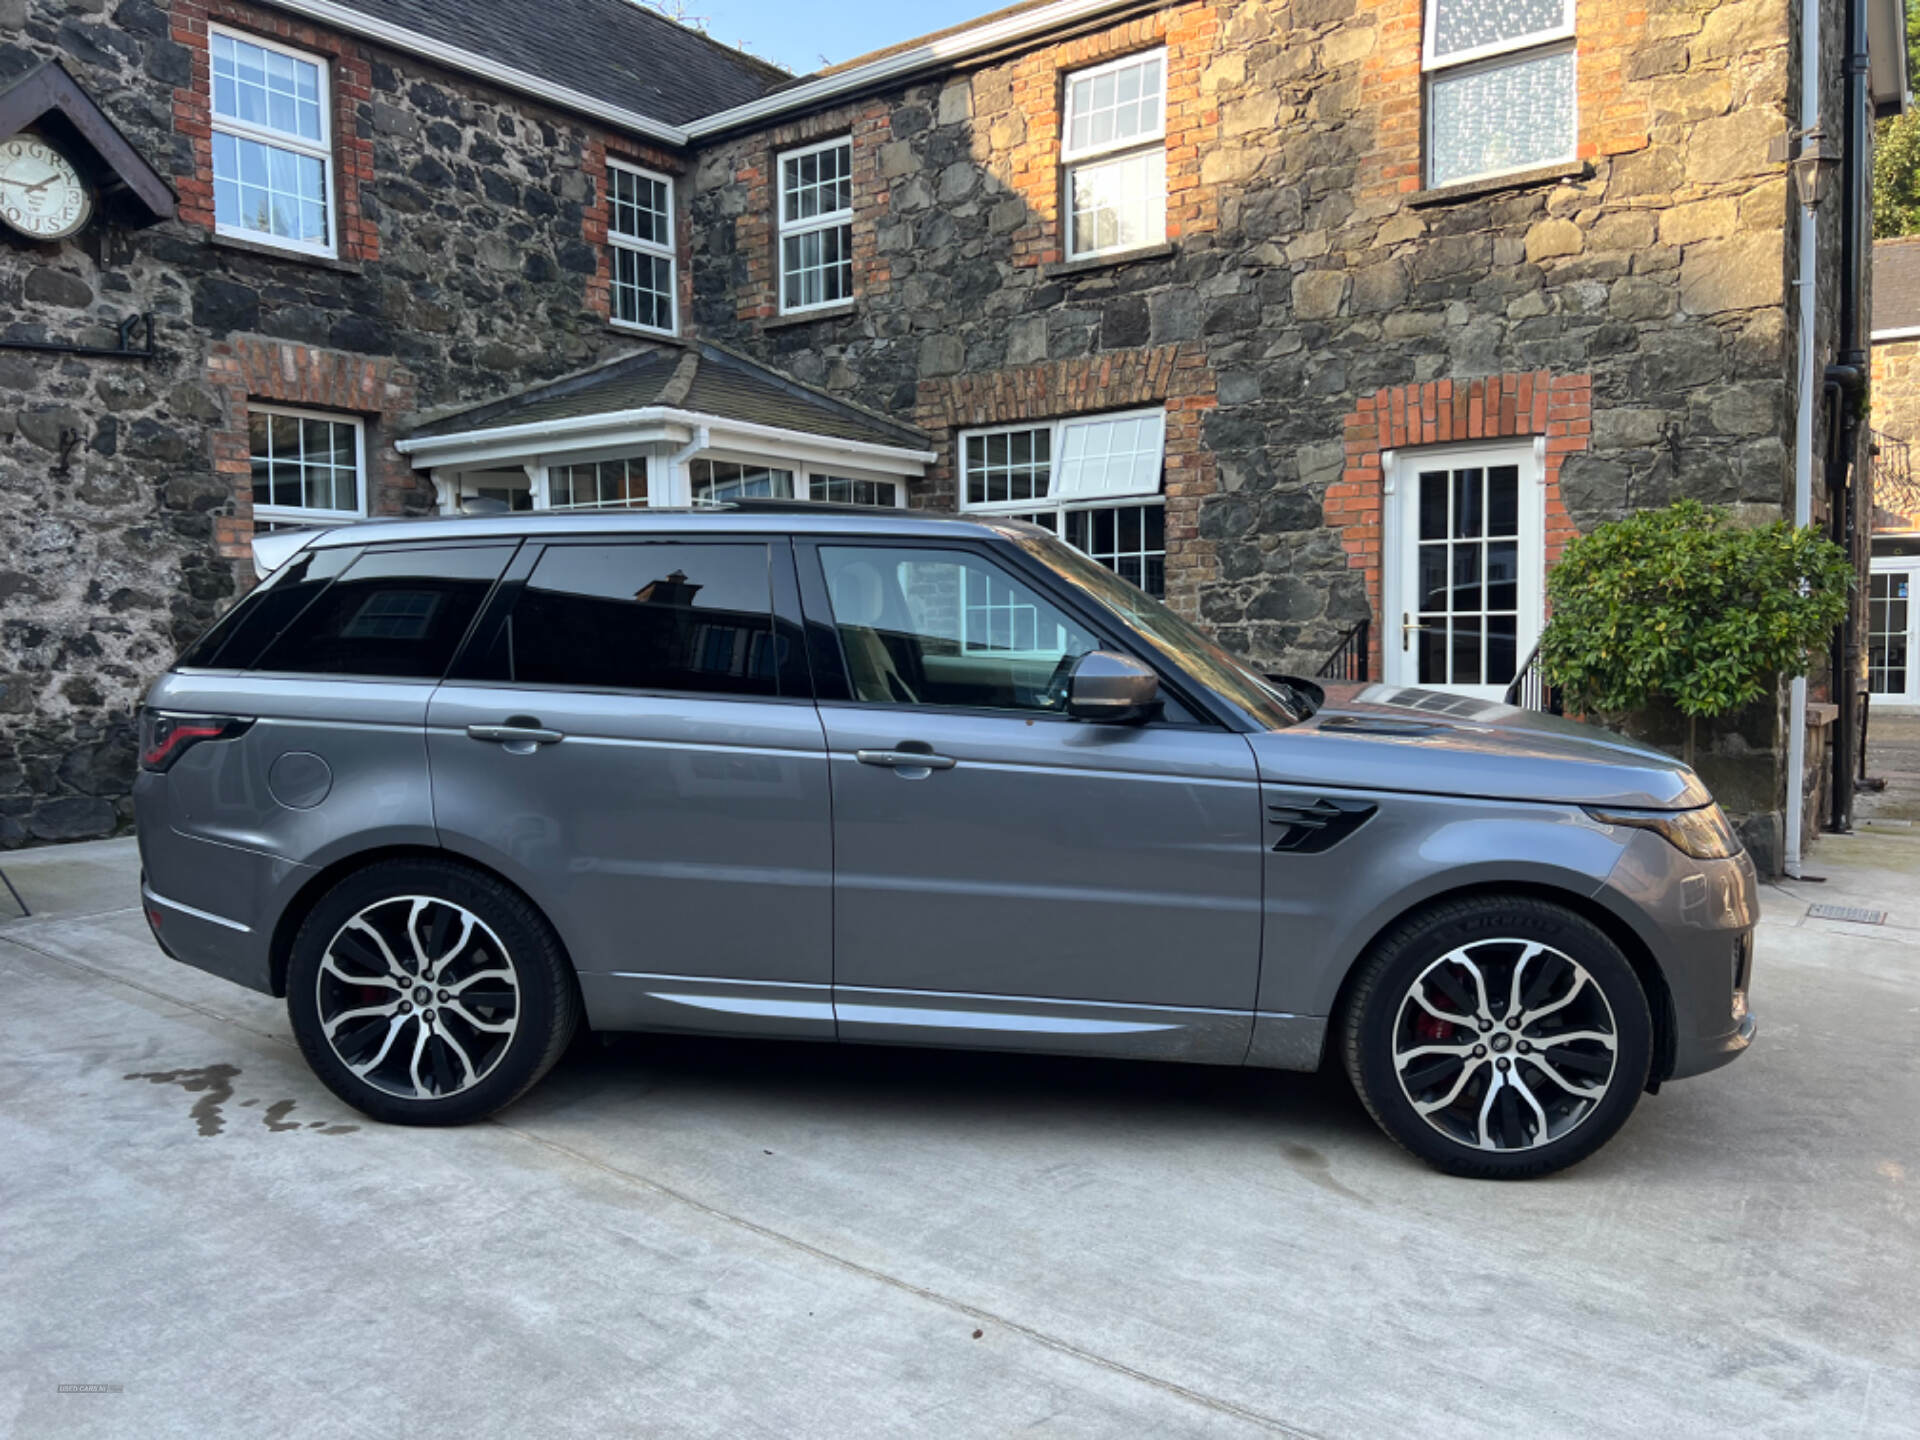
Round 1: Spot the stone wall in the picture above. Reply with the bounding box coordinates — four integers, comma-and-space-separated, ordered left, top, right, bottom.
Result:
0, 0, 677, 843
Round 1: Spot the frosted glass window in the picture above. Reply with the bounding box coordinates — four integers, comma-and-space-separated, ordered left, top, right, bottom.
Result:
1430, 0, 1570, 59
1428, 49, 1575, 187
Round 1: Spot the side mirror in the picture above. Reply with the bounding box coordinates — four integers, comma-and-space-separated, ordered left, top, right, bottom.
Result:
1067, 651, 1161, 724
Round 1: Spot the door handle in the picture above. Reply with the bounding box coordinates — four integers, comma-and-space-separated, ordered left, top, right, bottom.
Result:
467, 721, 565, 748
856, 748, 957, 771
1401, 611, 1432, 651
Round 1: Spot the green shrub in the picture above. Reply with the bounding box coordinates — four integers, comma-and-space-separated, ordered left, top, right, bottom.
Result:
1538, 501, 1853, 754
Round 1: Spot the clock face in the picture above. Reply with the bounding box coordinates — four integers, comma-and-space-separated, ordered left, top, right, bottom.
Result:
0, 136, 92, 241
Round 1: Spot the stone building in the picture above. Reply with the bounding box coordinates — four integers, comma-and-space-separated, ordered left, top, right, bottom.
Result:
1, 0, 1910, 872
1868, 233, 1920, 711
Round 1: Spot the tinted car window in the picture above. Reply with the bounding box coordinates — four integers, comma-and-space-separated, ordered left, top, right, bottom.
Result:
177, 544, 359, 669
819, 545, 1099, 713
252, 545, 512, 679
488, 543, 779, 697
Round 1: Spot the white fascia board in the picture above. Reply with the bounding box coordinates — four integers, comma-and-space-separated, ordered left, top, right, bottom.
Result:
685, 0, 1140, 137
262, 0, 1143, 149
1869, 0, 1911, 113
397, 405, 935, 473
1872, 326, 1920, 342
257, 0, 690, 145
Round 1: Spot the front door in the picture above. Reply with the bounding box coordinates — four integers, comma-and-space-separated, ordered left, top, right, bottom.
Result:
801, 539, 1264, 1063
427, 536, 835, 1040
1869, 565, 1917, 705
1384, 443, 1545, 701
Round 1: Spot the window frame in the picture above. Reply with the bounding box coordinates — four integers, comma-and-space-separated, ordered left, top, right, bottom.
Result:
1059, 47, 1169, 262
1421, 0, 1578, 190
249, 403, 366, 528
208, 22, 338, 259
957, 410, 1168, 596
606, 158, 678, 337
776, 135, 855, 316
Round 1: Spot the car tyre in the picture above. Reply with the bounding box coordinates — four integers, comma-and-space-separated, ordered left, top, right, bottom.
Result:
287, 858, 580, 1126
1341, 895, 1653, 1180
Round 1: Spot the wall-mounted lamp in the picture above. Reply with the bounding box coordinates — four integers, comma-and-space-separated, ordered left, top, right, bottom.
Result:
1792, 128, 1841, 208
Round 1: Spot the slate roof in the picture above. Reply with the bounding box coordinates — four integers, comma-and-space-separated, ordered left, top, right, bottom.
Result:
410, 343, 930, 451
326, 0, 790, 125
1875, 236, 1920, 334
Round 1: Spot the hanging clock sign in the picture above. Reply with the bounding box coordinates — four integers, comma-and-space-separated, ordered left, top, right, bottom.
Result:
0, 135, 93, 241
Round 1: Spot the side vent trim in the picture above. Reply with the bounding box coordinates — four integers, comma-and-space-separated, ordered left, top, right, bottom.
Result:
1266, 796, 1379, 854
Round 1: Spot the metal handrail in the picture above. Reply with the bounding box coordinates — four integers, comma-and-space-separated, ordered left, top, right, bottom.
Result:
1503, 642, 1564, 715
1316, 617, 1370, 682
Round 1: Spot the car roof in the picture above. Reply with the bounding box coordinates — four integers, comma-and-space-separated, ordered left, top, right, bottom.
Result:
296, 505, 1030, 550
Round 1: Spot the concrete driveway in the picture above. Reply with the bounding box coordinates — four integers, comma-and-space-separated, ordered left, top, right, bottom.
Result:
1, 836, 1915, 1439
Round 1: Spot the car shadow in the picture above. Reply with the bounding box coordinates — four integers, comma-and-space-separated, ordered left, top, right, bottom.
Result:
525, 1026, 1382, 1151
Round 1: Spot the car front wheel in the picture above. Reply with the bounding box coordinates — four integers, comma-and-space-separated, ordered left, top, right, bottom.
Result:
287, 859, 579, 1126
1342, 895, 1654, 1179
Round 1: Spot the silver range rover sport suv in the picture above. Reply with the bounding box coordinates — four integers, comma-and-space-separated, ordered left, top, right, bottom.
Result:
135, 506, 1757, 1179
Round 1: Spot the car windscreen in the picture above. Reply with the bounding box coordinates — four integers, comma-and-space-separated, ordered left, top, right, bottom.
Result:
1012, 530, 1310, 728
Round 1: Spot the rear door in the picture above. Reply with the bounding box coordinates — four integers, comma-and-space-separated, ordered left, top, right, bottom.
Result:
427, 535, 835, 1039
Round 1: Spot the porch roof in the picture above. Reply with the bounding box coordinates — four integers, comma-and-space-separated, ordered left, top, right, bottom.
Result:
397, 343, 934, 471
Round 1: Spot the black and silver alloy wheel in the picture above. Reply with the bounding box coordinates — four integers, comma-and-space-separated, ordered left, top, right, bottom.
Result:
1343, 895, 1653, 1179
288, 859, 579, 1126
316, 896, 521, 1101
1392, 940, 1617, 1153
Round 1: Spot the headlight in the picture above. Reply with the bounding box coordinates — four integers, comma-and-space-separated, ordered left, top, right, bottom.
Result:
1586, 803, 1743, 860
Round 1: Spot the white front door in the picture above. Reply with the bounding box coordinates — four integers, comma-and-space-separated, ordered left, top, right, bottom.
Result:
1383, 441, 1547, 702
1869, 564, 1918, 706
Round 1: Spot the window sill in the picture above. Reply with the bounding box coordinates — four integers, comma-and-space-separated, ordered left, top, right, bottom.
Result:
763, 302, 858, 330
1408, 161, 1592, 209
1042, 242, 1177, 280
608, 320, 685, 344
211, 232, 362, 274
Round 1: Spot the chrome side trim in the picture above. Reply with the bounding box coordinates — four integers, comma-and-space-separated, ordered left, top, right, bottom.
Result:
143, 884, 252, 934
579, 972, 835, 1039
832, 985, 1253, 1064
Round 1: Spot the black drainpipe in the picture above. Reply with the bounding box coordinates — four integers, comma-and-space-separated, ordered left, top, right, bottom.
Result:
1824, 0, 1872, 835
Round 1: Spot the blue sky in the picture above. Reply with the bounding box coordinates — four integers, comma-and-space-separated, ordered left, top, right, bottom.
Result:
676, 1, 991, 74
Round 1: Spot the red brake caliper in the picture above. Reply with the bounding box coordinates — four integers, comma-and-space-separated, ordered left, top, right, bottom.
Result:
1413, 1001, 1454, 1044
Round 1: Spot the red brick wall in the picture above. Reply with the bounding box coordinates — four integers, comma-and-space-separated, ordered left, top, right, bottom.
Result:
169, 0, 380, 262
1329, 373, 1588, 676
205, 338, 423, 566
914, 346, 1219, 617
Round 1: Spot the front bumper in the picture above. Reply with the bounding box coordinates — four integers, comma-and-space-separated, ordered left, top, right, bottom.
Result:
1602, 835, 1761, 1083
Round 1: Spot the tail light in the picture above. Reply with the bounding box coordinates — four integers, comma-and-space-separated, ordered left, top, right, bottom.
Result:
139, 709, 252, 773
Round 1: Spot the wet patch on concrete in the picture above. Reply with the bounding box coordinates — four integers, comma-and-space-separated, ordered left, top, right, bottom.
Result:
123, 1065, 358, 1136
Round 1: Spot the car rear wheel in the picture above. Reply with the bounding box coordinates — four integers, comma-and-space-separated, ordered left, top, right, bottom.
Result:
1342, 895, 1653, 1179
287, 858, 579, 1126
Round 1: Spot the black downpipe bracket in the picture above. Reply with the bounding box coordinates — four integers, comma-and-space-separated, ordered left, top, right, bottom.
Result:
1826, 0, 1872, 836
